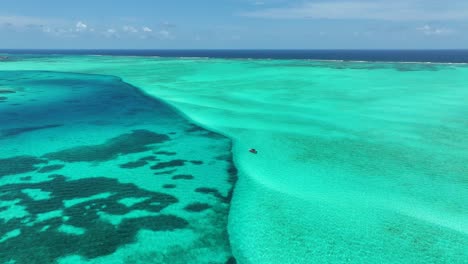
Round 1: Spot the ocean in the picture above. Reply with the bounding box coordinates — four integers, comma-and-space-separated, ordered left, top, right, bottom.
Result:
2, 49, 468, 63
0, 51, 467, 264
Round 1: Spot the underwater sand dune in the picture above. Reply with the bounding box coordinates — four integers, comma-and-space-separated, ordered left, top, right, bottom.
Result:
0, 56, 467, 263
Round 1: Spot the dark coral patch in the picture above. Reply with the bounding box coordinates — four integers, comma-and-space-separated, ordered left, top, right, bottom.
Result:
195, 187, 220, 195
0, 155, 47, 177
202, 131, 225, 139
223, 144, 239, 203
38, 164, 65, 173
163, 184, 176, 189
215, 154, 231, 161
186, 124, 205, 133
225, 160, 238, 203
150, 159, 186, 170
0, 89, 15, 94
43, 130, 170, 162
1, 175, 179, 215
172, 174, 194, 180
226, 257, 237, 264
0, 96, 7, 101
190, 160, 204, 165
186, 125, 224, 139
153, 151, 177, 156
0, 124, 63, 138
119, 160, 148, 169
154, 169, 177, 175
119, 215, 188, 233
0, 215, 188, 263
195, 187, 230, 203
227, 164, 238, 182
0, 175, 184, 263
184, 202, 211, 212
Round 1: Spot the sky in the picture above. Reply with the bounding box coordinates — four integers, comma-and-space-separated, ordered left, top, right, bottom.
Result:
1, 0, 467, 49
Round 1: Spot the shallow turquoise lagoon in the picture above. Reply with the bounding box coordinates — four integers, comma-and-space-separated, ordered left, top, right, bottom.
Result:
0, 71, 236, 263
0, 56, 467, 263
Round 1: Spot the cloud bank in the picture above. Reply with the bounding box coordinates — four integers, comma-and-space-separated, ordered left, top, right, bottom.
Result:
0, 14, 174, 40
241, 0, 468, 21
416, 25, 454, 35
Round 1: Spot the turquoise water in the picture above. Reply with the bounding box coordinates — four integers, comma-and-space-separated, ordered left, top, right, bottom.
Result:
0, 56, 467, 263
0, 71, 236, 263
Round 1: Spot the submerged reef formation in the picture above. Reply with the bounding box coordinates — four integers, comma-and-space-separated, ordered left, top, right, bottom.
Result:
0, 71, 237, 264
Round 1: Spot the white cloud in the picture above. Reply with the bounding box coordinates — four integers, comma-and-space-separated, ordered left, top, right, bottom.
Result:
158, 29, 173, 39
122, 25, 138, 33
142, 26, 152, 32
103, 28, 119, 38
241, 1, 468, 21
159, 30, 170, 37
42, 27, 52, 33
0, 15, 52, 28
416, 25, 454, 35
161, 21, 176, 28
0, 15, 91, 38
75, 21, 87, 32
41, 27, 78, 38
0, 14, 177, 40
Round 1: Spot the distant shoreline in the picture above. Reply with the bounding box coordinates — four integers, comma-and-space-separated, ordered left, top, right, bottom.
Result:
1, 49, 468, 63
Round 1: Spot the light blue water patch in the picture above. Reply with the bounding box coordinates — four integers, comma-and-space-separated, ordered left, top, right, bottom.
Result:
0, 71, 237, 264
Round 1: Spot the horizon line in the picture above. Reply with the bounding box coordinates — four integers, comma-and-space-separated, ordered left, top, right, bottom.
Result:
1, 48, 468, 51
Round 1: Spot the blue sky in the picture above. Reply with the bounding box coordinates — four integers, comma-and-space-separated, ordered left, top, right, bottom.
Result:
1, 0, 467, 49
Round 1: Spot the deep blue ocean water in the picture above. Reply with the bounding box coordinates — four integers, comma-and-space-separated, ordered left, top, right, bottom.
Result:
1, 50, 468, 63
